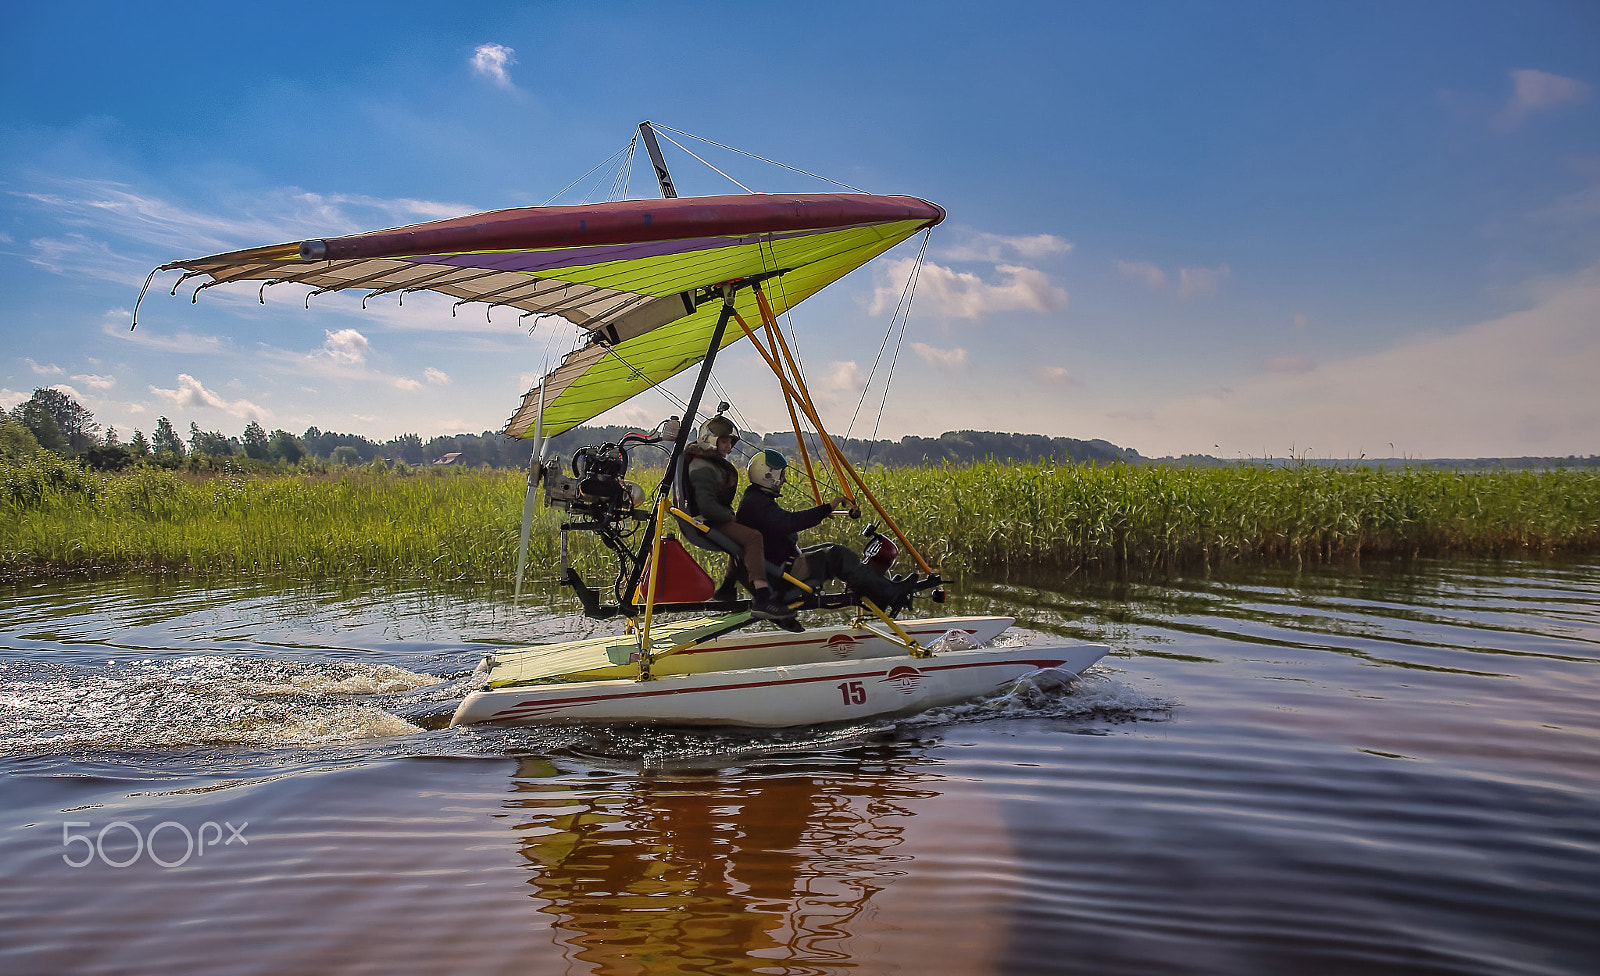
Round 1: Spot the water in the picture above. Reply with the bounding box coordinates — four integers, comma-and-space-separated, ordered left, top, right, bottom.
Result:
2, 558, 1596, 975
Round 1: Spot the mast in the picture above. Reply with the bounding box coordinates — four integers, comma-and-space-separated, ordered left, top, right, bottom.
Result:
638, 121, 678, 199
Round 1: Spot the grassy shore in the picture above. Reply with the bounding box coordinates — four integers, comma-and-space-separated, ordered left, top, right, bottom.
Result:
4, 451, 1598, 582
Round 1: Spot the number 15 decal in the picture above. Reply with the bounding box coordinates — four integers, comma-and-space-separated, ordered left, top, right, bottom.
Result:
837, 680, 866, 705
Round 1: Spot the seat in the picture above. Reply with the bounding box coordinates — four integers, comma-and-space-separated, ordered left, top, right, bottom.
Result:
671, 459, 803, 600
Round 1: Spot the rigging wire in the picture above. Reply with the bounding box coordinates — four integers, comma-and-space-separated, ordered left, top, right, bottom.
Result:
651, 129, 752, 194
847, 229, 930, 441
540, 140, 634, 206
653, 124, 865, 193
865, 233, 929, 455
607, 138, 637, 201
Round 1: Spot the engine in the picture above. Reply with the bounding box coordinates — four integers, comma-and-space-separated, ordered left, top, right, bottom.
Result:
543, 441, 647, 526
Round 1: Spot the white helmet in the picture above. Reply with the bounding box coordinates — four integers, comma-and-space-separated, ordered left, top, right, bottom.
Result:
697, 414, 740, 450
748, 449, 788, 491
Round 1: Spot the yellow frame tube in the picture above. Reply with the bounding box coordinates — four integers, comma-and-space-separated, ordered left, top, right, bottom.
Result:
638, 493, 670, 676
735, 302, 934, 574
667, 507, 815, 594
859, 598, 933, 658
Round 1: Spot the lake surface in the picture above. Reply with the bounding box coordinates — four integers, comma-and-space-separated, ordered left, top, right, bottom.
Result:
2, 557, 1597, 975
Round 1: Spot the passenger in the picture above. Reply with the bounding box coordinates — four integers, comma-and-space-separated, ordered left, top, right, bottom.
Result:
737, 449, 919, 617
682, 416, 796, 620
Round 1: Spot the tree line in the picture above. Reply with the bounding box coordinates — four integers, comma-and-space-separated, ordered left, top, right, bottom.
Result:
4, 387, 1154, 474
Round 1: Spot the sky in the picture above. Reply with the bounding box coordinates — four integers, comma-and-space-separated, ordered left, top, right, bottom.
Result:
2, 0, 1596, 460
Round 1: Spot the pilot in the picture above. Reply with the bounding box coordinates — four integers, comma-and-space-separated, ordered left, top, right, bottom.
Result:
736, 449, 919, 616
683, 416, 796, 621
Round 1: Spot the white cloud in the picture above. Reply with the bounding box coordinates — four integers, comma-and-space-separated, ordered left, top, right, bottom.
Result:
1, 389, 26, 410
424, 367, 451, 385
471, 43, 516, 88
873, 258, 1068, 319
393, 377, 423, 392
318, 329, 371, 367
1497, 69, 1591, 129
1034, 365, 1078, 386
26, 358, 64, 376
16, 178, 472, 286
815, 360, 866, 396
938, 230, 1072, 263
911, 342, 969, 372
149, 373, 268, 421
1177, 264, 1231, 299
72, 373, 117, 390
1116, 260, 1166, 289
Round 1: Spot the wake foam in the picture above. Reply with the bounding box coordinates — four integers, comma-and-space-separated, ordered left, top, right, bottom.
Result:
0, 656, 436, 756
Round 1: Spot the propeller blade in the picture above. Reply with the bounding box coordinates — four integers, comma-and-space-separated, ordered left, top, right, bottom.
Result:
513, 377, 547, 605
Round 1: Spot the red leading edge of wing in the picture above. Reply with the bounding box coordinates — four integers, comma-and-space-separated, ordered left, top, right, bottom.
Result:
311, 193, 946, 262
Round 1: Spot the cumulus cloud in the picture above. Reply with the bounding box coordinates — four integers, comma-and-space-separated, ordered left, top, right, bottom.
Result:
27, 358, 64, 376
317, 329, 371, 367
873, 258, 1068, 319
1178, 264, 1231, 299
911, 342, 969, 372
471, 43, 516, 87
72, 373, 117, 390
1497, 68, 1590, 129
1, 389, 26, 410
804, 360, 868, 415
424, 367, 451, 385
1116, 260, 1166, 289
938, 230, 1072, 263
1034, 365, 1078, 386
149, 373, 268, 420
814, 360, 867, 396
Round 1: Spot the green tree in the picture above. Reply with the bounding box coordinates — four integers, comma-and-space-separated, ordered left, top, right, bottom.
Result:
1, 412, 42, 459
129, 429, 152, 458
242, 421, 270, 460
268, 429, 305, 464
189, 422, 233, 457
152, 416, 186, 457
330, 445, 360, 466
14, 399, 68, 452
20, 388, 99, 451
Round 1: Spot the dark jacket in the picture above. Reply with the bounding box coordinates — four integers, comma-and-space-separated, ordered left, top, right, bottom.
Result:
683, 443, 740, 524
737, 486, 832, 568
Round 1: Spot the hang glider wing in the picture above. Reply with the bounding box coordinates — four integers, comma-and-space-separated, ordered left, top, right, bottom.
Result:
154, 193, 943, 437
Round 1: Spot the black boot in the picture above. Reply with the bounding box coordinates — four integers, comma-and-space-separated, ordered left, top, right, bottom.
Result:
749, 588, 798, 620
712, 577, 741, 603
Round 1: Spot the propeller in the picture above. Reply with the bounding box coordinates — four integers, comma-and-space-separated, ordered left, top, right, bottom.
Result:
513, 378, 547, 605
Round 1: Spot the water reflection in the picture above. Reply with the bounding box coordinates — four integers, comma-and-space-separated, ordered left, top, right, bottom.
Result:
505, 752, 937, 974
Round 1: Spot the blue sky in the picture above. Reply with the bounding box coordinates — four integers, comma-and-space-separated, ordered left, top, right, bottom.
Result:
2, 0, 1596, 458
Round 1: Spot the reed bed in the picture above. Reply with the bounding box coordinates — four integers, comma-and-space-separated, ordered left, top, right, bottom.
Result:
4, 452, 1598, 582
0, 454, 556, 580
804, 460, 1600, 576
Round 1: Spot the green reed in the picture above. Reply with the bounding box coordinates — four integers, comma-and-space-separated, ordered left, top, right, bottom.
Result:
4, 452, 1598, 581
0, 453, 567, 580
800, 460, 1600, 576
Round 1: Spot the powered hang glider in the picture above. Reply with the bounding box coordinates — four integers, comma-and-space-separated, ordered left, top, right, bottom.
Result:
143, 126, 1113, 728
141, 191, 945, 439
